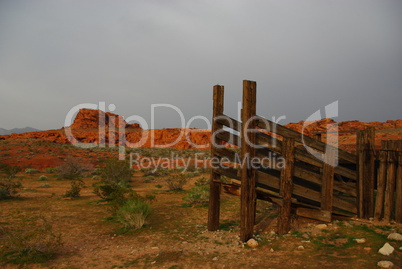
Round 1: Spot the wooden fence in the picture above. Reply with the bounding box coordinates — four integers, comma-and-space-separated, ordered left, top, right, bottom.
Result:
207, 80, 402, 242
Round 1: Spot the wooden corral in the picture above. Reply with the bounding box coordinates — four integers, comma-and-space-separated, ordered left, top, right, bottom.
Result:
207, 80, 402, 242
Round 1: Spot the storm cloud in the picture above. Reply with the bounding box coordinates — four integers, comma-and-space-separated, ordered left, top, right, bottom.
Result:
0, 0, 401, 130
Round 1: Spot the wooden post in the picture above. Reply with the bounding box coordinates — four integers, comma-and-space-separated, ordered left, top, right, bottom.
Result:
277, 137, 295, 235
384, 150, 397, 222
208, 85, 224, 231
395, 152, 402, 223
374, 150, 388, 220
321, 147, 336, 213
240, 80, 257, 242
356, 127, 375, 219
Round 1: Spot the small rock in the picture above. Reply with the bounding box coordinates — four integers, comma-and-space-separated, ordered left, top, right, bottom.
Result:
400, 247, 402, 251
387, 233, 402, 241
302, 233, 310, 239
315, 224, 328, 229
354, 238, 366, 244
377, 260, 394, 268
297, 245, 305, 250
212, 257, 218, 261
364, 247, 371, 252
378, 243, 394, 256
270, 248, 274, 252
247, 239, 258, 248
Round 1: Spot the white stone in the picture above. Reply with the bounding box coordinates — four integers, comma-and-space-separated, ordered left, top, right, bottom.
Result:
297, 245, 305, 250
270, 248, 274, 252
378, 243, 394, 256
354, 238, 366, 244
387, 233, 402, 241
315, 224, 328, 229
247, 238, 258, 248
212, 257, 218, 261
377, 260, 394, 268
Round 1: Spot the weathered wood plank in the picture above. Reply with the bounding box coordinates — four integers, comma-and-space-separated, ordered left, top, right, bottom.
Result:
208, 85, 224, 231
296, 207, 331, 222
374, 150, 387, 220
384, 151, 397, 222
321, 147, 336, 213
396, 152, 402, 223
240, 80, 257, 242
277, 137, 295, 234
255, 116, 357, 164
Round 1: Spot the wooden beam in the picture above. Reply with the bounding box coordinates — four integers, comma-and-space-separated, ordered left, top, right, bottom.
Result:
396, 152, 402, 223
277, 137, 295, 234
374, 150, 387, 220
208, 85, 224, 231
296, 207, 331, 222
321, 147, 336, 213
240, 80, 257, 242
384, 151, 397, 222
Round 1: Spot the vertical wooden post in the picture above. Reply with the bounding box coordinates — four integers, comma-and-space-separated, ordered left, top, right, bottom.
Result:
395, 152, 402, 223
240, 80, 257, 242
208, 85, 224, 231
374, 150, 388, 220
277, 137, 295, 235
356, 127, 375, 219
321, 147, 336, 213
384, 150, 397, 222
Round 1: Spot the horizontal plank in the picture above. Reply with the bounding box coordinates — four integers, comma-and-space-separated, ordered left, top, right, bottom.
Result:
215, 115, 357, 180
296, 207, 331, 222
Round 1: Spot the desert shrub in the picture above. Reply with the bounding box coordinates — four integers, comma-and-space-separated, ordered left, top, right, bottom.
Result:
164, 173, 188, 191
99, 158, 132, 183
25, 168, 39, 175
64, 179, 84, 198
116, 199, 152, 230
2, 165, 21, 178
194, 176, 209, 186
143, 176, 155, 183
0, 213, 63, 264
38, 175, 48, 181
186, 171, 200, 178
44, 167, 58, 174
155, 184, 163, 189
183, 185, 209, 206
0, 178, 23, 200
93, 158, 133, 200
57, 156, 91, 180
92, 175, 99, 181
144, 194, 156, 203
38, 184, 50, 188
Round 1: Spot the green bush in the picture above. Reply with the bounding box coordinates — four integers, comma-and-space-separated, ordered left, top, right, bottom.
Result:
0, 178, 22, 200
165, 173, 188, 191
64, 179, 84, 198
2, 165, 21, 178
116, 199, 152, 230
194, 176, 209, 186
44, 167, 58, 174
183, 185, 209, 206
57, 156, 89, 180
25, 168, 39, 175
38, 175, 48, 181
93, 158, 133, 200
0, 213, 63, 264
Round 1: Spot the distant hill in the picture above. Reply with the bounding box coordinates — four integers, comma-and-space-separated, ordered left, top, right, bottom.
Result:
0, 127, 40, 135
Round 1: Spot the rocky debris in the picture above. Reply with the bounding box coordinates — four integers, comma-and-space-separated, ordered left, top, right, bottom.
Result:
387, 233, 402, 241
212, 257, 218, 261
246, 238, 258, 248
378, 243, 394, 256
315, 224, 328, 229
354, 238, 366, 244
297, 245, 305, 250
377, 261, 394, 268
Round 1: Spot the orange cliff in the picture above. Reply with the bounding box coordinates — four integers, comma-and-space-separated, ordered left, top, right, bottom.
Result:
0, 108, 401, 151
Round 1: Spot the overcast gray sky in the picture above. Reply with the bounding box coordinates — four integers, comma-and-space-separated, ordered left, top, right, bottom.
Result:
1, 0, 401, 130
